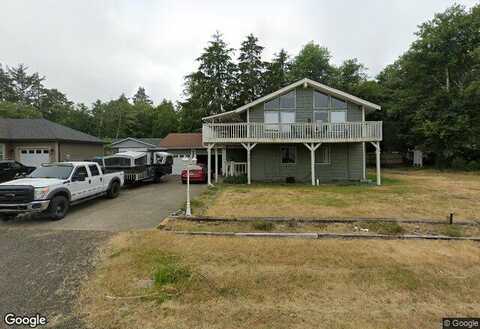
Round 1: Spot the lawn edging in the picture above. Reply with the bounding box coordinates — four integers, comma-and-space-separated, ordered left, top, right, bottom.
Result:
172, 230, 480, 241
173, 215, 479, 226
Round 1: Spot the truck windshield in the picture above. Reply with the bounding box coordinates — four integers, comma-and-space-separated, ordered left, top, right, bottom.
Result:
28, 166, 73, 179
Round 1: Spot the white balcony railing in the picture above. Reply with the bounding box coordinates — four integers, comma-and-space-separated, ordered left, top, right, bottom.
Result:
203, 121, 382, 143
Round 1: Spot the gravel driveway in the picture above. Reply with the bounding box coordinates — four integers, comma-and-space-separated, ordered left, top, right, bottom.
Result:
0, 175, 207, 328
0, 175, 206, 231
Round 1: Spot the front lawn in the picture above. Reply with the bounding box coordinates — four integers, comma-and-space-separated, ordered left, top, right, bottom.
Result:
194, 169, 480, 221
78, 231, 480, 329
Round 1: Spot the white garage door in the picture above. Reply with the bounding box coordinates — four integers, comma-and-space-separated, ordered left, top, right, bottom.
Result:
172, 155, 186, 175
19, 148, 50, 167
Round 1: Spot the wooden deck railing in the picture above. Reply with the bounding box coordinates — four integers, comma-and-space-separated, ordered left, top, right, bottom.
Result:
203, 121, 382, 143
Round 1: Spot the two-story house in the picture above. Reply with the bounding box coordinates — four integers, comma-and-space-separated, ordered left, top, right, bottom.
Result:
202, 78, 382, 186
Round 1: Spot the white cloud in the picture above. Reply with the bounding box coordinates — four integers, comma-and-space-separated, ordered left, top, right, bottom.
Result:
0, 0, 477, 105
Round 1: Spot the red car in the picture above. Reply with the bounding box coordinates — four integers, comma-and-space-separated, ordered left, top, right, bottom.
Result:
181, 164, 207, 184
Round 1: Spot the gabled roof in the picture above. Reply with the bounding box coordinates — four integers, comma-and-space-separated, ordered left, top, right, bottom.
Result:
159, 133, 204, 149
110, 137, 163, 148
0, 118, 103, 143
202, 78, 381, 121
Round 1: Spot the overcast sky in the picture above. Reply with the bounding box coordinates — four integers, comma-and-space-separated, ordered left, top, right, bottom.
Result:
1, 0, 477, 105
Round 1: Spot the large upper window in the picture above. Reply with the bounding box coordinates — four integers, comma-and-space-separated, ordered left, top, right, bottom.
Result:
314, 91, 329, 108
264, 91, 296, 110
331, 97, 347, 109
330, 111, 346, 123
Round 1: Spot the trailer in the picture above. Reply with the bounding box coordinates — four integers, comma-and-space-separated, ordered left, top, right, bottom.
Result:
102, 150, 173, 184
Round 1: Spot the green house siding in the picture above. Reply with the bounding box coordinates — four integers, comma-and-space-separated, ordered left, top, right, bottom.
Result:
248, 143, 363, 183
248, 87, 363, 123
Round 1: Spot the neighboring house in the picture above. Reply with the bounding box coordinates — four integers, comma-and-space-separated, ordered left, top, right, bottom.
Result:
159, 133, 209, 175
202, 78, 383, 185
110, 137, 164, 153
0, 118, 104, 167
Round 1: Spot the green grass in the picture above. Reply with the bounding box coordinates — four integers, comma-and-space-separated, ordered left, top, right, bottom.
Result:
362, 221, 405, 235
440, 225, 464, 237
151, 255, 192, 303
251, 220, 275, 231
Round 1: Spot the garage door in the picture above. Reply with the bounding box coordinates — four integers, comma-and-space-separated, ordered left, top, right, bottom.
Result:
19, 148, 50, 167
172, 155, 185, 175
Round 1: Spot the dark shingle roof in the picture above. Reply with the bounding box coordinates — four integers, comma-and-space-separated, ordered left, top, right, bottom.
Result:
0, 118, 103, 144
159, 133, 204, 149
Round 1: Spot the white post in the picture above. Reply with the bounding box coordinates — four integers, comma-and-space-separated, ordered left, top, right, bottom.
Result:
186, 164, 191, 216
222, 147, 227, 176
304, 143, 321, 186
376, 142, 381, 186
214, 147, 218, 183
361, 106, 366, 181
241, 143, 256, 185
207, 144, 214, 186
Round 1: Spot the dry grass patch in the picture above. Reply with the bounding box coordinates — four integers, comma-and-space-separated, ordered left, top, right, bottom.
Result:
200, 169, 480, 221
78, 231, 480, 329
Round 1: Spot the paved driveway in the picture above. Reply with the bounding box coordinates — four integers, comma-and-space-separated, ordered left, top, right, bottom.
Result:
0, 175, 206, 231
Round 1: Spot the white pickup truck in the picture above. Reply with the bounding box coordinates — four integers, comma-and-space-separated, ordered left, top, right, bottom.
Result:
0, 162, 124, 221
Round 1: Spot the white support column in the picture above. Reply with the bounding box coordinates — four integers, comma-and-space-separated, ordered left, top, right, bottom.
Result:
207, 144, 214, 186
370, 141, 381, 186
214, 147, 219, 183
222, 147, 227, 176
304, 143, 322, 186
361, 106, 366, 181
241, 143, 257, 185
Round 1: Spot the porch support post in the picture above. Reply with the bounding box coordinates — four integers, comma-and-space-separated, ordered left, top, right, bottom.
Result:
207, 144, 215, 186
222, 147, 227, 176
214, 147, 219, 183
370, 141, 381, 186
241, 142, 257, 185
304, 143, 322, 186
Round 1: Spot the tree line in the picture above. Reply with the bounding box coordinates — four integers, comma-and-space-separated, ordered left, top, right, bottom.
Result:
1, 3, 479, 167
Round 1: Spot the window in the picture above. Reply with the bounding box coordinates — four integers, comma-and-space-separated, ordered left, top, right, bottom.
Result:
134, 155, 147, 166
314, 91, 329, 108
314, 111, 328, 124
264, 91, 296, 110
264, 111, 279, 130
36, 149, 42, 154
43, 150, 49, 154
73, 166, 88, 179
21, 150, 27, 154
89, 165, 100, 176
331, 111, 346, 123
315, 146, 330, 164
281, 146, 296, 164
279, 91, 295, 109
29, 150, 35, 154
331, 97, 347, 109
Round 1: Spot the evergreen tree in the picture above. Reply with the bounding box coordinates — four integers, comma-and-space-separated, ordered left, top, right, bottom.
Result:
264, 49, 290, 94
288, 42, 335, 84
236, 34, 265, 106
132, 86, 153, 105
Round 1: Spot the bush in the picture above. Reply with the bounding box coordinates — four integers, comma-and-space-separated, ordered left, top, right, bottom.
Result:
251, 220, 274, 231
451, 157, 467, 170
223, 174, 248, 184
466, 161, 480, 171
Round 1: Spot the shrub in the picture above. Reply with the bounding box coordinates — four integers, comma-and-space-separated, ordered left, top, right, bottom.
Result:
251, 220, 274, 231
286, 176, 296, 184
451, 157, 467, 170
364, 221, 405, 235
466, 161, 480, 171
223, 174, 248, 184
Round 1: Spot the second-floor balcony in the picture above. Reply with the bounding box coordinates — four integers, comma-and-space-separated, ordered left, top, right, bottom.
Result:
203, 121, 382, 144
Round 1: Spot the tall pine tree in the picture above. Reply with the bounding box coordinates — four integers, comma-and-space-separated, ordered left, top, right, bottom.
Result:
236, 34, 265, 106
264, 49, 290, 94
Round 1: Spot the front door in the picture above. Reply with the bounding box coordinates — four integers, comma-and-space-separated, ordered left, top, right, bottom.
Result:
69, 165, 90, 201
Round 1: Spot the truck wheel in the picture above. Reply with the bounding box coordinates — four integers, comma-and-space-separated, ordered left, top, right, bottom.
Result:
0, 214, 16, 222
107, 181, 120, 198
47, 196, 69, 221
